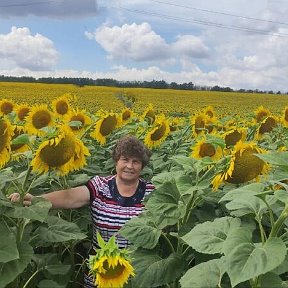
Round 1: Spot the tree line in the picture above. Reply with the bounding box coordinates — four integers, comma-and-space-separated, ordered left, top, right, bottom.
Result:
0, 75, 284, 95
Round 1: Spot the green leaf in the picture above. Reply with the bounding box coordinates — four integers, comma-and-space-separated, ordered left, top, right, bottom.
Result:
0, 241, 33, 288
256, 152, 288, 168
226, 237, 287, 287
119, 217, 161, 249
38, 280, 67, 288
274, 190, 288, 205
35, 216, 87, 243
181, 217, 241, 254
219, 182, 266, 202
6, 197, 52, 222
171, 155, 197, 171
259, 272, 288, 288
11, 133, 30, 145
131, 250, 187, 287
180, 258, 225, 288
151, 171, 183, 187
0, 223, 18, 263
45, 264, 71, 275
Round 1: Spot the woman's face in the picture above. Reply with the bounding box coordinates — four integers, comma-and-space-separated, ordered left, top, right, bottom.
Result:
115, 155, 142, 183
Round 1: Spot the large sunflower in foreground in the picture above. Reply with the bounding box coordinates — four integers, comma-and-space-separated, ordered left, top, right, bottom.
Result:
88, 233, 135, 288
90, 112, 119, 145
212, 141, 269, 191
144, 114, 170, 148
25, 105, 55, 136
31, 125, 90, 175
191, 136, 223, 161
0, 118, 12, 168
51, 94, 72, 117
0, 99, 14, 116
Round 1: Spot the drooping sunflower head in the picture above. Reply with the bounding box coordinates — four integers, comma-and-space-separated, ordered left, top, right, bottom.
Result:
66, 109, 92, 135
25, 105, 55, 136
0, 99, 15, 116
144, 114, 170, 148
256, 115, 278, 140
254, 106, 271, 123
191, 135, 223, 161
223, 127, 247, 147
281, 106, 288, 127
31, 125, 90, 175
212, 141, 269, 191
51, 94, 72, 117
0, 117, 12, 168
142, 104, 155, 124
88, 233, 135, 288
14, 104, 30, 122
90, 112, 119, 145
191, 112, 209, 137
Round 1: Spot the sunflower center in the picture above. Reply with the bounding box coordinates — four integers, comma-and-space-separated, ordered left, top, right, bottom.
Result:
56, 100, 69, 115
39, 135, 76, 167
100, 115, 117, 136
0, 120, 9, 151
259, 117, 277, 134
151, 122, 166, 141
199, 143, 216, 157
225, 130, 242, 147
256, 111, 268, 122
122, 111, 131, 121
1, 102, 13, 115
18, 107, 30, 121
227, 148, 264, 184
32, 110, 52, 129
100, 260, 125, 279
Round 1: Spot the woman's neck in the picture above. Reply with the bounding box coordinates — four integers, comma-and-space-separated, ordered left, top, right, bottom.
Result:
115, 176, 139, 197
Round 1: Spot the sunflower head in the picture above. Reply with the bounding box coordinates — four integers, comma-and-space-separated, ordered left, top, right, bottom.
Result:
31, 125, 90, 175
11, 125, 30, 153
0, 99, 14, 116
87, 233, 135, 288
142, 104, 155, 124
0, 117, 12, 168
254, 106, 271, 123
223, 127, 247, 147
212, 141, 269, 190
191, 112, 209, 137
66, 109, 92, 135
203, 105, 216, 118
144, 114, 170, 148
281, 106, 288, 127
256, 115, 278, 140
14, 104, 30, 122
51, 94, 72, 117
121, 107, 134, 124
90, 112, 119, 145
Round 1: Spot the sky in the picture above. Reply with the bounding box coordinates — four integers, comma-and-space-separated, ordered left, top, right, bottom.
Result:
0, 0, 288, 92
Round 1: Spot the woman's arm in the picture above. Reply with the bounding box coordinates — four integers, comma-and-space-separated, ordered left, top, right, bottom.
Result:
9, 185, 90, 209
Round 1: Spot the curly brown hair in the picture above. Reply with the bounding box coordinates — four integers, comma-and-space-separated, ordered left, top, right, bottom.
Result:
111, 135, 152, 167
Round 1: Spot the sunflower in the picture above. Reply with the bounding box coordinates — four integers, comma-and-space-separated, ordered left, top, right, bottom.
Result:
205, 116, 218, 134
0, 99, 14, 116
203, 105, 216, 118
191, 136, 223, 161
31, 125, 90, 175
25, 105, 55, 136
168, 117, 183, 132
0, 118, 12, 168
90, 112, 119, 145
11, 125, 30, 154
256, 115, 278, 140
66, 109, 92, 135
191, 112, 209, 137
144, 114, 170, 148
223, 127, 247, 147
120, 107, 134, 124
87, 233, 135, 288
281, 106, 288, 127
51, 94, 72, 117
212, 141, 269, 191
142, 104, 155, 124
14, 104, 30, 122
254, 106, 271, 123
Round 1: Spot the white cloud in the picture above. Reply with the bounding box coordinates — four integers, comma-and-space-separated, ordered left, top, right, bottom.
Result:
0, 26, 58, 70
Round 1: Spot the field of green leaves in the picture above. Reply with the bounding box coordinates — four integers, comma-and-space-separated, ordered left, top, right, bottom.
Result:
1, 82, 288, 287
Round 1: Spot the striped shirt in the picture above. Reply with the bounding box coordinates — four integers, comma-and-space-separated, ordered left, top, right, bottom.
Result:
84, 174, 155, 287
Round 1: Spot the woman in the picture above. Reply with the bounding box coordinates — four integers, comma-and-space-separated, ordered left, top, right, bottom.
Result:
9, 134, 155, 287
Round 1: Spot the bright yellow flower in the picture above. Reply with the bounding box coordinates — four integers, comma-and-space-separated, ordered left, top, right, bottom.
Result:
256, 115, 278, 140
144, 114, 170, 148
51, 94, 72, 117
142, 103, 155, 124
14, 104, 30, 122
254, 106, 271, 123
31, 125, 90, 175
0, 117, 12, 168
203, 105, 216, 118
281, 106, 288, 127
0, 99, 14, 116
191, 112, 209, 137
212, 141, 269, 191
66, 109, 92, 135
223, 127, 247, 147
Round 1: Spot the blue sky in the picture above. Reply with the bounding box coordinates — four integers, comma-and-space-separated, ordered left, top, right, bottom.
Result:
0, 0, 288, 91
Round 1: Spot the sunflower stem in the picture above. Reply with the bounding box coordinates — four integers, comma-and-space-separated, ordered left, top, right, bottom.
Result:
22, 268, 40, 288
255, 214, 266, 244
161, 232, 175, 253
269, 205, 288, 239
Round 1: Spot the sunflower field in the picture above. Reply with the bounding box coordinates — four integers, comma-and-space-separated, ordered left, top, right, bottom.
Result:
1, 83, 288, 288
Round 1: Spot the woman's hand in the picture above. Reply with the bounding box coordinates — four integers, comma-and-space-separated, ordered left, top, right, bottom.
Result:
8, 193, 34, 206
